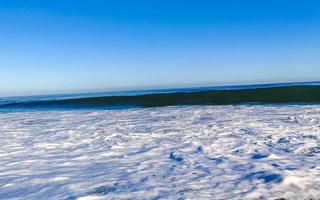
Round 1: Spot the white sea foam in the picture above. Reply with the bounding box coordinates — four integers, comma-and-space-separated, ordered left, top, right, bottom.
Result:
0, 105, 319, 200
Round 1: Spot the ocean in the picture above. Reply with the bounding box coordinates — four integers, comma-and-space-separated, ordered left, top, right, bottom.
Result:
1, 81, 320, 111
0, 82, 320, 199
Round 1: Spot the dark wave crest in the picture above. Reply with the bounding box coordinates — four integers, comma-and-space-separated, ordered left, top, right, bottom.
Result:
1, 85, 320, 110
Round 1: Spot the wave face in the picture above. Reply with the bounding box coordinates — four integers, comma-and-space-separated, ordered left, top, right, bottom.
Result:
1, 83, 320, 110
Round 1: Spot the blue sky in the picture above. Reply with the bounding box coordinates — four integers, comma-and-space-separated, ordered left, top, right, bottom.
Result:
0, 0, 320, 96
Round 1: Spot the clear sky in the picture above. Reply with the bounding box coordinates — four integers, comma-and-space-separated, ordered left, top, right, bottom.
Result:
0, 0, 319, 96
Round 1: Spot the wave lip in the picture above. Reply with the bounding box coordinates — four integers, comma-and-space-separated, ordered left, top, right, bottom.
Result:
1, 85, 320, 110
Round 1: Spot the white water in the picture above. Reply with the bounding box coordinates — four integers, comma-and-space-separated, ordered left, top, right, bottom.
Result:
0, 105, 319, 200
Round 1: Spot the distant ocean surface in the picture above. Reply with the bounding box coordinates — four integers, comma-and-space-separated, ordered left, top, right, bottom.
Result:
1, 81, 320, 111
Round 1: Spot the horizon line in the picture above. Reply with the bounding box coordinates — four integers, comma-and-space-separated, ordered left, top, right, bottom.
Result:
1, 80, 320, 98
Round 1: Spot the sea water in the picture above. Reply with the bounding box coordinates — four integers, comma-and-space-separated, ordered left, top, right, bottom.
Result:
0, 83, 319, 199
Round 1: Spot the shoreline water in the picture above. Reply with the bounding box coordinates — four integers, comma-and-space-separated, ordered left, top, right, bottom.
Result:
0, 105, 319, 199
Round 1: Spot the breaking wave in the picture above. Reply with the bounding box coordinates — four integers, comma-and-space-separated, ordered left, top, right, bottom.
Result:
1, 85, 320, 110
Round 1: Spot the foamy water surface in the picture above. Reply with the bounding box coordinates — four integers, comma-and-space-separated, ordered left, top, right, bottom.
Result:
0, 105, 319, 199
